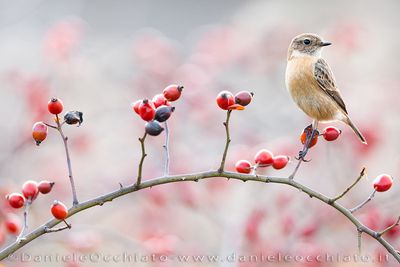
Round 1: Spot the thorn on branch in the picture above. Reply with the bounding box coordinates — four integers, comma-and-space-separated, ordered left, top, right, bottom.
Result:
357, 229, 363, 255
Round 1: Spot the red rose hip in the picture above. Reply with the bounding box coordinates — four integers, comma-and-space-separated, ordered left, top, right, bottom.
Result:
272, 155, 290, 170
152, 94, 170, 108
38, 180, 55, 194
373, 174, 393, 192
300, 127, 319, 148
322, 126, 341, 141
5, 214, 21, 235
235, 91, 253, 106
32, 122, 48, 146
138, 99, 156, 121
6, 193, 26, 209
216, 91, 235, 110
51, 200, 68, 220
48, 98, 64, 115
163, 84, 183, 102
235, 160, 252, 174
254, 149, 274, 166
132, 100, 142, 115
22, 180, 39, 201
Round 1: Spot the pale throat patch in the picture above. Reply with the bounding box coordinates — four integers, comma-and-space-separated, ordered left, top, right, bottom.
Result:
291, 49, 322, 58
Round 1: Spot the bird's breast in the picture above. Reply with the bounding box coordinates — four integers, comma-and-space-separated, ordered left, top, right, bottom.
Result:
285, 56, 316, 95
285, 56, 338, 121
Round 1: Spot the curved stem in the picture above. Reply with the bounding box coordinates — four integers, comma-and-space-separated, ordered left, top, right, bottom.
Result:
163, 121, 170, 176
55, 114, 79, 206
136, 132, 147, 187
218, 110, 232, 173
0, 170, 399, 262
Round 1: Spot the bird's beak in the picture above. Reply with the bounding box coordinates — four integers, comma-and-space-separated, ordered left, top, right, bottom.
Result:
320, 41, 332, 47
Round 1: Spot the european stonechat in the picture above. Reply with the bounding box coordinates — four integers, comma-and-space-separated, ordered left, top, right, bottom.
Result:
285, 33, 367, 144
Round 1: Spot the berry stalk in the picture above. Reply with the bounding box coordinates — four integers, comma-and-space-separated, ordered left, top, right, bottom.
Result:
55, 114, 79, 206
136, 132, 147, 187
16, 198, 31, 241
218, 110, 232, 173
349, 189, 377, 213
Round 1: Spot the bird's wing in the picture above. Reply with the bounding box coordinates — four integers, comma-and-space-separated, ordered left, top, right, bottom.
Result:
314, 58, 348, 114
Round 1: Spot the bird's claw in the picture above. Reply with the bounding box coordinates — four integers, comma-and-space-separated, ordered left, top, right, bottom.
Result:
296, 150, 311, 162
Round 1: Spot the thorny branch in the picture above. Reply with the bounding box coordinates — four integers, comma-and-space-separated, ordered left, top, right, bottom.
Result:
1, 170, 399, 262
2, 109, 399, 263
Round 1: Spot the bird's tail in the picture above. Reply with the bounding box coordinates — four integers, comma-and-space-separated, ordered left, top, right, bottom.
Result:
345, 117, 367, 144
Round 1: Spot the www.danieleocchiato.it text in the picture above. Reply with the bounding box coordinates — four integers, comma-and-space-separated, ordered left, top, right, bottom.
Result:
5, 252, 392, 263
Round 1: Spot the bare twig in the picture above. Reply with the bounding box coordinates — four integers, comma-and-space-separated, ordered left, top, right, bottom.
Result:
136, 132, 147, 187
377, 216, 400, 237
349, 189, 377, 213
44, 220, 71, 233
55, 114, 79, 206
330, 167, 366, 203
43, 123, 57, 129
163, 121, 170, 176
0, 170, 399, 262
218, 110, 232, 173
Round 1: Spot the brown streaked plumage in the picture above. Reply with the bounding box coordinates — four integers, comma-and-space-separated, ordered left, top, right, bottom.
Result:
285, 33, 367, 144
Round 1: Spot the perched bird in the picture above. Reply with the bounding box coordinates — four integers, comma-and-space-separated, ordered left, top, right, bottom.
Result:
285, 33, 367, 144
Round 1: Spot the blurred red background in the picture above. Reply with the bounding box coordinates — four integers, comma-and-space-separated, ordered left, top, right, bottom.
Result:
0, 0, 399, 266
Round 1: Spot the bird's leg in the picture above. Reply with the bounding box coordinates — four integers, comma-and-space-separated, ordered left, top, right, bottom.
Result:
297, 123, 319, 161
290, 121, 319, 180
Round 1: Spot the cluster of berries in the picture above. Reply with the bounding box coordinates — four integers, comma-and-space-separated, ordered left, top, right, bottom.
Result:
132, 85, 183, 136
32, 97, 83, 145
235, 149, 290, 174
3, 180, 68, 235
216, 90, 253, 110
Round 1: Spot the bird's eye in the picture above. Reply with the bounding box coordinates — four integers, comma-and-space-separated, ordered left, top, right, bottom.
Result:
303, 39, 311, 45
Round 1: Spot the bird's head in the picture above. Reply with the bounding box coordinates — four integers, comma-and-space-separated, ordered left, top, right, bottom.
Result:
287, 33, 331, 60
